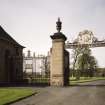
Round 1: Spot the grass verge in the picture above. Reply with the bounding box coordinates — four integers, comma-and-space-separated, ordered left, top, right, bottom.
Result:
70, 77, 105, 85
0, 88, 37, 105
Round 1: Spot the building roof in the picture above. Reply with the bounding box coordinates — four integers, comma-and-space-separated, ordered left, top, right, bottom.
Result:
0, 25, 25, 48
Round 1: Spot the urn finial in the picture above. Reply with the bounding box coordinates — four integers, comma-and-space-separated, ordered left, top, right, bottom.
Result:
56, 17, 62, 32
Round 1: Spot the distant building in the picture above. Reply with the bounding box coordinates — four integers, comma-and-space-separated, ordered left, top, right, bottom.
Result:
23, 51, 50, 77
0, 26, 24, 84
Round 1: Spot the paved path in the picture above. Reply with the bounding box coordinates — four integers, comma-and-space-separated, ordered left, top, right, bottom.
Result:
11, 80, 105, 105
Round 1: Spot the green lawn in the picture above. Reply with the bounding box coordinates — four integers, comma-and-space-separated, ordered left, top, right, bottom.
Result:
70, 77, 105, 85
0, 88, 37, 105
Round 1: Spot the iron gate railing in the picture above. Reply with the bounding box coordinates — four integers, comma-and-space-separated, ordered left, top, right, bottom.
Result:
23, 72, 50, 86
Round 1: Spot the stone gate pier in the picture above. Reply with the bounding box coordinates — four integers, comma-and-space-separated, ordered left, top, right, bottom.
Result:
50, 18, 69, 86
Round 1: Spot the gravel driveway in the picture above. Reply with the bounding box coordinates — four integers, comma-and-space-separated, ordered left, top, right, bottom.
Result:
11, 80, 105, 105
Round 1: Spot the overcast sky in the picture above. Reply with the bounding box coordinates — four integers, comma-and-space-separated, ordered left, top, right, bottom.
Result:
0, 0, 105, 67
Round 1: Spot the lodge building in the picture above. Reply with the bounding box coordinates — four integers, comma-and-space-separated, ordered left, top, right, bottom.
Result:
0, 26, 24, 84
